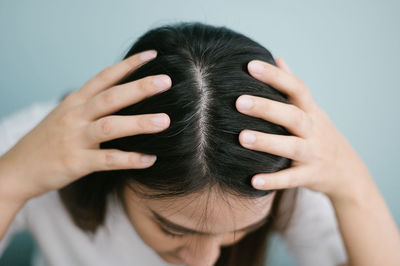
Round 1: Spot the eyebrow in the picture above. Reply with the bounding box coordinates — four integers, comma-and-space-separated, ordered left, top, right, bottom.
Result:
150, 209, 271, 236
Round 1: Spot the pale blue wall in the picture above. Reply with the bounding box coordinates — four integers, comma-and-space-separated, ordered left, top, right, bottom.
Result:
0, 0, 399, 265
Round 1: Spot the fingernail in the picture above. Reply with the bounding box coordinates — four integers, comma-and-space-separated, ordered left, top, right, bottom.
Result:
141, 154, 157, 163
253, 177, 265, 188
140, 50, 157, 61
248, 61, 264, 75
241, 131, 256, 144
237, 96, 254, 111
153, 75, 171, 92
151, 114, 169, 127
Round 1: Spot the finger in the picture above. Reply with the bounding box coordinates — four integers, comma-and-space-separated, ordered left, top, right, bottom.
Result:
83, 74, 171, 121
84, 149, 158, 172
239, 130, 308, 162
275, 57, 293, 74
85, 113, 170, 146
77, 50, 158, 101
247, 60, 317, 113
251, 166, 307, 190
236, 95, 311, 138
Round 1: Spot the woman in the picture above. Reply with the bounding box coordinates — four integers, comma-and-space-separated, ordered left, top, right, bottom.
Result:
0, 22, 399, 266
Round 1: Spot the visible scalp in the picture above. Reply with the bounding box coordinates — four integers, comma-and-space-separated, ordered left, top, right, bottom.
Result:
186, 50, 213, 177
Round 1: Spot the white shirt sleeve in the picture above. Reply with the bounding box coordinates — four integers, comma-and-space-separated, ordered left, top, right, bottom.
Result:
0, 99, 60, 152
0, 99, 60, 256
281, 187, 348, 266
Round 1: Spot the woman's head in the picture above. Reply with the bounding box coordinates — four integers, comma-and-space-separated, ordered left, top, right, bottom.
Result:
122, 182, 277, 265
59, 22, 294, 266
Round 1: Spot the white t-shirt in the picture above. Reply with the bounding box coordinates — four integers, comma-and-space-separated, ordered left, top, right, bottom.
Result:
0, 99, 347, 266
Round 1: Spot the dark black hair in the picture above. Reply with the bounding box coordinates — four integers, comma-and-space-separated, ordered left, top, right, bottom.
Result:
59, 22, 295, 266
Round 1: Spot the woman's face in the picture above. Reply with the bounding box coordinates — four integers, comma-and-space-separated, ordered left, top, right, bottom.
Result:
122, 183, 276, 266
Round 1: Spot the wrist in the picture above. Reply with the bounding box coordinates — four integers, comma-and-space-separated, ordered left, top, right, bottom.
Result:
327, 154, 374, 206
328, 167, 374, 207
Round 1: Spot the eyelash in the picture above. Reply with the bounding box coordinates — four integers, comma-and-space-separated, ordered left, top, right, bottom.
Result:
156, 221, 264, 239
159, 226, 186, 239
159, 226, 250, 240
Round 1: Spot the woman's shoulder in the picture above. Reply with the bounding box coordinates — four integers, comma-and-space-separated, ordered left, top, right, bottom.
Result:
0, 190, 63, 256
22, 190, 67, 223
280, 187, 348, 265
283, 187, 341, 240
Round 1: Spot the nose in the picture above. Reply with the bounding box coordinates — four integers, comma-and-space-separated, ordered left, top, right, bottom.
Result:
177, 235, 222, 266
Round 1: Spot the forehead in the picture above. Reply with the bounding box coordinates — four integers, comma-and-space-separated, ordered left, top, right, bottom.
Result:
124, 184, 275, 234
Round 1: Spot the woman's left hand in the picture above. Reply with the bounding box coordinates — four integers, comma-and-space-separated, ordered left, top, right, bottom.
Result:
236, 58, 372, 201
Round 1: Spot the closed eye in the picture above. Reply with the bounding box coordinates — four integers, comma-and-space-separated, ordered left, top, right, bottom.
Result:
151, 209, 271, 237
159, 225, 186, 238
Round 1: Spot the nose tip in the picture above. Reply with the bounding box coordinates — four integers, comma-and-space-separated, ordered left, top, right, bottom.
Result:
177, 247, 192, 264
177, 243, 221, 266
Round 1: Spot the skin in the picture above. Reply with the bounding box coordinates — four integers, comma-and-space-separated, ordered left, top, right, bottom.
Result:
121, 184, 275, 265
0, 50, 399, 265
0, 50, 173, 239
237, 58, 400, 265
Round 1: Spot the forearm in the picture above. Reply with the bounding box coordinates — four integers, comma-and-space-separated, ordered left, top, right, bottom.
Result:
330, 171, 400, 266
0, 156, 27, 241
0, 196, 25, 241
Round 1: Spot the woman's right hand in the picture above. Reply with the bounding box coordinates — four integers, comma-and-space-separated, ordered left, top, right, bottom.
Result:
0, 50, 171, 204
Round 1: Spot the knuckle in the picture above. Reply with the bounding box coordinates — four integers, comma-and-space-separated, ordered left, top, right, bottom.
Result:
310, 144, 324, 162
97, 66, 113, 82
123, 57, 139, 69
259, 99, 270, 115
269, 67, 280, 80
281, 177, 291, 188
308, 172, 319, 187
302, 114, 313, 136
291, 138, 304, 159
60, 91, 78, 104
101, 90, 118, 106
290, 175, 300, 187
137, 77, 154, 94
291, 107, 306, 130
134, 78, 145, 91
129, 153, 142, 167
62, 152, 82, 173
265, 176, 275, 188
60, 91, 87, 108
103, 150, 117, 168
59, 110, 76, 127
136, 116, 150, 132
292, 85, 303, 96
98, 117, 114, 136
293, 78, 307, 95
296, 77, 306, 87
